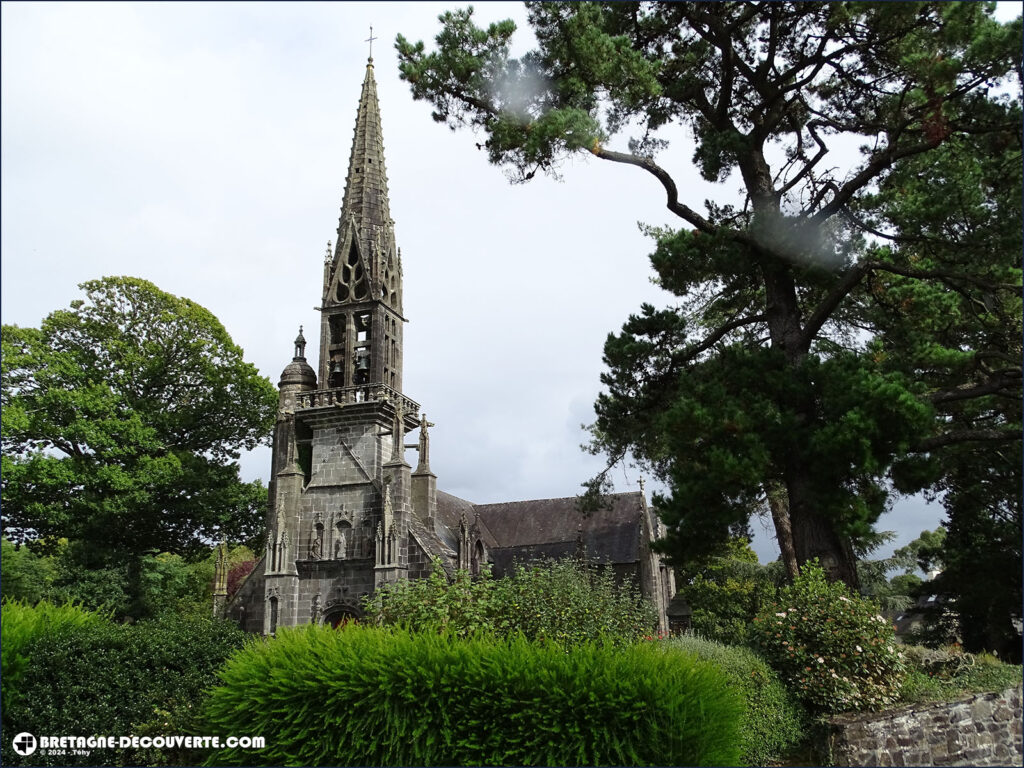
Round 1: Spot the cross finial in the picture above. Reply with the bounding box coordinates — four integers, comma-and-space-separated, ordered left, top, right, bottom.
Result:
366, 25, 378, 62
638, 477, 646, 497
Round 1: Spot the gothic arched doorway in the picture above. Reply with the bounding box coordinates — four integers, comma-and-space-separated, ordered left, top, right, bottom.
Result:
323, 603, 362, 629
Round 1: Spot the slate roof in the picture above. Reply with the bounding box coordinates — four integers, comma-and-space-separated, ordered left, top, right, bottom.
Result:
426, 491, 647, 574
476, 493, 644, 558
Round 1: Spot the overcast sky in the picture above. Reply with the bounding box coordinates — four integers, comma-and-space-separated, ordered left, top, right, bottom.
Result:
4, 2, 1011, 564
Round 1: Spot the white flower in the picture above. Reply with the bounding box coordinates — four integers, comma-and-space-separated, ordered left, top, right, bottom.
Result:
855, 645, 863, 652
775, 612, 787, 618
817, 656, 825, 663
838, 596, 850, 602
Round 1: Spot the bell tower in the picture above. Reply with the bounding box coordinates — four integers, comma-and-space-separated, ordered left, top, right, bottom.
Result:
318, 57, 404, 395
257, 54, 428, 633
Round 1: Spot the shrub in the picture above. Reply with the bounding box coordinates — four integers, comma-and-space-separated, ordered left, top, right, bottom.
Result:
898, 644, 1023, 704
0, 599, 107, 714
1, 612, 249, 766
501, 558, 656, 645
363, 558, 500, 636
751, 561, 906, 713
0, 538, 57, 603
202, 625, 743, 767
668, 634, 808, 766
674, 537, 782, 646
365, 557, 656, 646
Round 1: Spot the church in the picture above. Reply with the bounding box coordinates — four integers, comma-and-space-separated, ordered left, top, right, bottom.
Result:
225, 56, 677, 635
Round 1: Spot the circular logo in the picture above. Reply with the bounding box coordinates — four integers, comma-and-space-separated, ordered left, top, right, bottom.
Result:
12, 732, 37, 756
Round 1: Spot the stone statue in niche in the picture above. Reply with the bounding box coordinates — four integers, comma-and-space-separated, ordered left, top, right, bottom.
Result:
334, 530, 347, 560
310, 524, 324, 560
311, 594, 322, 623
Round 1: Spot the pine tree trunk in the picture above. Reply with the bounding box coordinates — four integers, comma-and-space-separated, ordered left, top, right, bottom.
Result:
786, 471, 860, 590
766, 482, 799, 581
759, 257, 860, 590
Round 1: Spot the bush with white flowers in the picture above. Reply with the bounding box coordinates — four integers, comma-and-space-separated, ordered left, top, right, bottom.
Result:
751, 561, 905, 713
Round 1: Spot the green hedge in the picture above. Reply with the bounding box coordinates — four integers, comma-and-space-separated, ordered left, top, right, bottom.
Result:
667, 635, 808, 766
0, 600, 107, 715
202, 625, 743, 767
1, 610, 249, 767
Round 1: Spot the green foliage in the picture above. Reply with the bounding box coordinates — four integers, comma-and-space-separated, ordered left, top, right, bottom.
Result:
498, 558, 657, 645
898, 644, 1023, 705
675, 538, 782, 646
0, 539, 253, 620
752, 562, 906, 713
856, 530, 932, 615
363, 558, 500, 636
1, 609, 249, 766
668, 634, 808, 766
399, 2, 1022, 587
0, 537, 56, 603
928, 440, 1022, 661
364, 557, 656, 646
866, 106, 1023, 662
1, 276, 276, 618
0, 600, 108, 715
202, 625, 743, 767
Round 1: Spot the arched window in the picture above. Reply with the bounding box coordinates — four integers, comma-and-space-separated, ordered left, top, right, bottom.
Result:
471, 539, 485, 577
268, 596, 279, 636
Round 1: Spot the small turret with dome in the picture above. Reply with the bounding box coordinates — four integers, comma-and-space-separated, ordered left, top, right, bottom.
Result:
279, 326, 317, 389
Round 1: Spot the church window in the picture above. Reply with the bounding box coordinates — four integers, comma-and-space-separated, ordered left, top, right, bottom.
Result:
268, 597, 279, 635
336, 241, 368, 303
471, 540, 485, 577
296, 421, 313, 486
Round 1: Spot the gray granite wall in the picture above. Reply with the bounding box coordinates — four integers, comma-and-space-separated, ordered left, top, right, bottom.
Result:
825, 684, 1023, 766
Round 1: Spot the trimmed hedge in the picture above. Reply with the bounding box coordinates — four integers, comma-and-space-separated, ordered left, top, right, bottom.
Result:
1, 610, 249, 767
667, 635, 808, 766
202, 625, 743, 767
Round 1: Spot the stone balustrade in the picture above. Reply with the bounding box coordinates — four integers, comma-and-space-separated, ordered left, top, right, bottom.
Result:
296, 385, 419, 416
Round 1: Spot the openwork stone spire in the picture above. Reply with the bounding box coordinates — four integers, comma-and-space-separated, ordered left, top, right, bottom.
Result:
318, 59, 405, 391
335, 61, 394, 287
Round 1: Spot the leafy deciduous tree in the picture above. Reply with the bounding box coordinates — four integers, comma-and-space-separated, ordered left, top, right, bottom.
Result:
1, 277, 277, 618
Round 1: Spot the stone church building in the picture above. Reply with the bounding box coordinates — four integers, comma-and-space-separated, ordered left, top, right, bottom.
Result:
226, 57, 677, 635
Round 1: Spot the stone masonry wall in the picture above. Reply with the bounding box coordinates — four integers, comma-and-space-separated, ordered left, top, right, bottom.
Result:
825, 684, 1022, 766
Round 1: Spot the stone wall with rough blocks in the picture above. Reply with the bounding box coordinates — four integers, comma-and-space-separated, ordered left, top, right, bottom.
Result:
825, 684, 1023, 766
407, 534, 432, 580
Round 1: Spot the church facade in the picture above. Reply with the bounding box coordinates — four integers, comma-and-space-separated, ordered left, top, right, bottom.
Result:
226, 58, 676, 634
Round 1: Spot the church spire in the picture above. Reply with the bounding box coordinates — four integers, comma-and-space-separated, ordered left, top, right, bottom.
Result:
337, 60, 392, 272
318, 55, 405, 392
